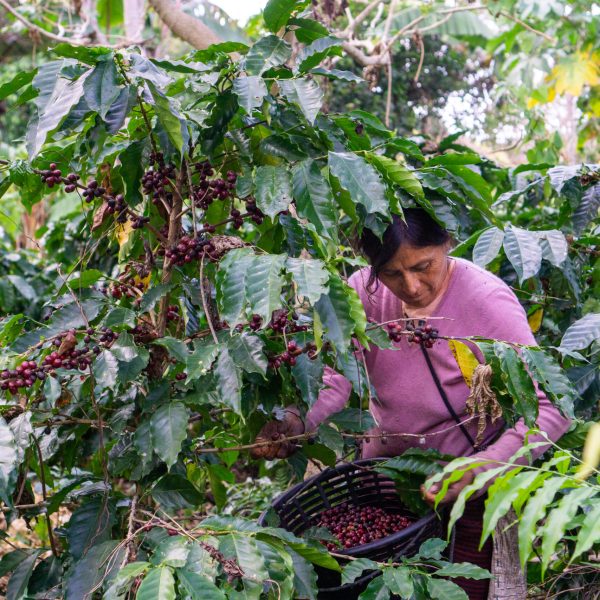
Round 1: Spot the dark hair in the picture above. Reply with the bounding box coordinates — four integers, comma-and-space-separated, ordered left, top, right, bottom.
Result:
359, 209, 451, 292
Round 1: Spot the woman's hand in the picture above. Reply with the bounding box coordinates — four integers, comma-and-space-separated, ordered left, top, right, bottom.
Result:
420, 470, 475, 506
250, 408, 305, 460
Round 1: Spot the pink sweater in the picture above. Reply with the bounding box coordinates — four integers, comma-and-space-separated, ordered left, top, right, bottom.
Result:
306, 258, 571, 467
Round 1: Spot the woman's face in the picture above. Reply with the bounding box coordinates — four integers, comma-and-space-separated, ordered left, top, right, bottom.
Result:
377, 243, 451, 308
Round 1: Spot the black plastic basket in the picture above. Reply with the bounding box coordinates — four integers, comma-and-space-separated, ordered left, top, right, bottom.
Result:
258, 458, 443, 599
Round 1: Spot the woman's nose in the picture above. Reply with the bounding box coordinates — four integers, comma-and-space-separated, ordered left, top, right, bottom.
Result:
404, 275, 420, 296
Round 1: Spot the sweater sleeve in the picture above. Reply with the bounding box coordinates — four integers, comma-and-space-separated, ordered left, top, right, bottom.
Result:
470, 282, 571, 472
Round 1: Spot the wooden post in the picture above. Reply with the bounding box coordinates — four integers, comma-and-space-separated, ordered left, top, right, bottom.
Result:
488, 510, 527, 599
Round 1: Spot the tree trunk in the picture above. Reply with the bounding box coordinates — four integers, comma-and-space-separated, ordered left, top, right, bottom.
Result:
147, 0, 221, 50
124, 0, 146, 44
488, 510, 527, 599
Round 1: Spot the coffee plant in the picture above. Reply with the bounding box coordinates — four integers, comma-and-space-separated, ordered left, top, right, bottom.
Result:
0, 1, 598, 598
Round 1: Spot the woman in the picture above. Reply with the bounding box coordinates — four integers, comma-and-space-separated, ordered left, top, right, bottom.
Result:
253, 209, 570, 599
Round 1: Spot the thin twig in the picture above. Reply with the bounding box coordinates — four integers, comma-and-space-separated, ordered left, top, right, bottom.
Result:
32, 436, 60, 557
200, 254, 219, 344
498, 10, 556, 43
413, 33, 425, 82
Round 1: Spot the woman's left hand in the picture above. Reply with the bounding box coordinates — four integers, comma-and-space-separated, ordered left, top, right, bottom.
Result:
420, 470, 475, 505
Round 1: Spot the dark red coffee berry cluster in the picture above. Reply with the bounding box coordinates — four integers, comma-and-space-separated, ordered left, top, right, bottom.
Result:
167, 305, 180, 322
82, 179, 107, 203
142, 163, 176, 201
269, 340, 319, 369
192, 162, 236, 209
316, 503, 412, 550
407, 323, 439, 348
175, 372, 187, 381
164, 235, 214, 267
40, 163, 63, 188
0, 361, 46, 394
266, 309, 308, 334
0, 327, 119, 396
386, 322, 439, 348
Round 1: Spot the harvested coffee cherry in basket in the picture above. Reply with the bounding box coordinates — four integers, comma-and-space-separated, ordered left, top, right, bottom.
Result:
315, 502, 412, 550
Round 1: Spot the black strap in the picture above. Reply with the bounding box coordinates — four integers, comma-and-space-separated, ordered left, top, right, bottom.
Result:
420, 344, 477, 450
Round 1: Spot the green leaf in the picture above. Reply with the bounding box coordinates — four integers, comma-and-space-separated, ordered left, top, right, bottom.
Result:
0, 417, 17, 503
246, 254, 286, 324
148, 83, 188, 155
285, 257, 329, 304
150, 402, 189, 469
521, 348, 574, 418
0, 550, 30, 578
65, 541, 122, 600
118, 139, 146, 204
481, 469, 538, 542
111, 333, 150, 383
228, 333, 268, 376
571, 500, 600, 563
245, 35, 292, 76
9, 159, 44, 211
151, 537, 190, 568
329, 152, 389, 217
537, 230, 568, 267
341, 558, 379, 585
140, 283, 174, 313
559, 313, 600, 351
472, 227, 505, 267
186, 340, 219, 382
105, 85, 135, 134
67, 497, 115, 560
104, 561, 151, 599
310, 67, 364, 82
434, 563, 491, 579
427, 578, 468, 600
51, 43, 112, 65
136, 567, 176, 600
292, 160, 337, 240
93, 349, 119, 390
263, 0, 300, 32
359, 576, 390, 600
418, 538, 447, 559
176, 569, 226, 600
279, 78, 324, 125
574, 183, 600, 233
503, 224, 542, 283
427, 153, 481, 166
328, 408, 375, 432
494, 342, 538, 427
83, 56, 120, 118
215, 348, 243, 415
292, 353, 324, 407
0, 70, 36, 101
6, 550, 40, 600
216, 248, 254, 326
152, 474, 203, 510
232, 75, 268, 114
255, 165, 293, 218
314, 274, 357, 349
383, 567, 413, 597
27, 63, 90, 158
153, 336, 189, 363
289, 550, 317, 600
219, 534, 268, 597
540, 486, 596, 575
297, 37, 342, 73
518, 476, 568, 566
368, 153, 424, 200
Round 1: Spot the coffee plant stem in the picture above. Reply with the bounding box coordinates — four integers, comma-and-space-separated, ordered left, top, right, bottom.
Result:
32, 435, 60, 557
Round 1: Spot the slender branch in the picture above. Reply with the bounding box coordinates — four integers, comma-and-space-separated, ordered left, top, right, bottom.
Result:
498, 10, 557, 43
0, 0, 87, 45
413, 33, 425, 83
32, 436, 60, 557
200, 254, 219, 344
384, 56, 393, 128
344, 0, 381, 35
